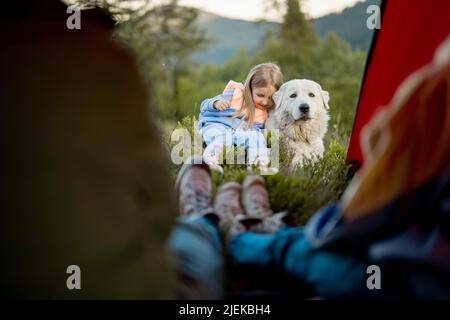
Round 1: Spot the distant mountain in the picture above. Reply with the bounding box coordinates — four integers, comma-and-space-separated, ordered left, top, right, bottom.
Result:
194, 10, 277, 64
193, 0, 382, 64
314, 0, 381, 51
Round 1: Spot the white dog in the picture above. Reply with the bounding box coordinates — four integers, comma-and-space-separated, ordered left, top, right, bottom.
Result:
267, 79, 330, 169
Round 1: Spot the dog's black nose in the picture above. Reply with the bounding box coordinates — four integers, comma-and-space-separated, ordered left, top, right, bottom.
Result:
299, 103, 309, 113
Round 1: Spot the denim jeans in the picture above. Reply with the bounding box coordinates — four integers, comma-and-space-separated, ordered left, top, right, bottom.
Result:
200, 123, 268, 164
168, 215, 371, 299
168, 215, 225, 299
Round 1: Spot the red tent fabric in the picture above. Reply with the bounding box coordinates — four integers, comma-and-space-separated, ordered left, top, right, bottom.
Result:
346, 0, 450, 168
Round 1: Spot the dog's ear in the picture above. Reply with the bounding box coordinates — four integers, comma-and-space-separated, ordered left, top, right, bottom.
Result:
321, 90, 330, 110
273, 84, 286, 109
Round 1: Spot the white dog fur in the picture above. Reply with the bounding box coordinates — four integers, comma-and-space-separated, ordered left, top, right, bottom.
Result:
267, 79, 330, 169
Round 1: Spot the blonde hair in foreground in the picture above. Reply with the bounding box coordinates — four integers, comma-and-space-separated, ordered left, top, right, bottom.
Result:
342, 36, 450, 220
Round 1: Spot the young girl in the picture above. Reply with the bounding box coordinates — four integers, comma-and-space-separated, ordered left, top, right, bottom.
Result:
198, 63, 283, 174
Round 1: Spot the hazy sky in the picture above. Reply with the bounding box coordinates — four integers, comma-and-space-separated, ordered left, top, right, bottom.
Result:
177, 0, 364, 21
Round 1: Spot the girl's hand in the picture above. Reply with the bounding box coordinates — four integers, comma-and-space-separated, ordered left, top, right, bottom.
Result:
214, 100, 230, 111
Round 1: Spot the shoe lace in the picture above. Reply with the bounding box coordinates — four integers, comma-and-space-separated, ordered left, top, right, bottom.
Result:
182, 182, 213, 216
247, 191, 272, 218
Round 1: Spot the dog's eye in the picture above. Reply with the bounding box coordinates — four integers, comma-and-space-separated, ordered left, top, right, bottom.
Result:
289, 93, 297, 98
308, 93, 315, 98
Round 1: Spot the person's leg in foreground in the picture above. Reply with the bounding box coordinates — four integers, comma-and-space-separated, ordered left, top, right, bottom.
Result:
224, 177, 373, 299
168, 155, 225, 299
168, 159, 279, 299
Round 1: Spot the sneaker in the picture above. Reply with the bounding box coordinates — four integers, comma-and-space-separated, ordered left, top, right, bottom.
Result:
214, 182, 244, 220
214, 182, 248, 238
175, 155, 216, 219
203, 145, 224, 174
247, 155, 278, 176
259, 165, 279, 175
241, 175, 273, 220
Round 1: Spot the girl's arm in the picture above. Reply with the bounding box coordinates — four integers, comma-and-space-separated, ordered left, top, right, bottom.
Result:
200, 90, 234, 113
253, 122, 265, 131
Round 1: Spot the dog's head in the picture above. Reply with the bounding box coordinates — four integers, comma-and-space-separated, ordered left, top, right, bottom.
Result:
272, 79, 330, 122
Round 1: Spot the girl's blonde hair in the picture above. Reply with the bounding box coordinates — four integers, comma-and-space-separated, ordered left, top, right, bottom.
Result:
235, 62, 283, 129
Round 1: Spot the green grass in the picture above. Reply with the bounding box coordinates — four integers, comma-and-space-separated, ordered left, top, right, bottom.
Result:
164, 116, 354, 224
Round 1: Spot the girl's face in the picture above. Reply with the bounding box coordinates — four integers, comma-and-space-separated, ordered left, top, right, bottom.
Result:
252, 85, 277, 110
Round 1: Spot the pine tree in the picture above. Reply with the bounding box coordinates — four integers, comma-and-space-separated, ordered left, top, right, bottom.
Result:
281, 0, 317, 49
261, 0, 318, 79
73, 0, 207, 119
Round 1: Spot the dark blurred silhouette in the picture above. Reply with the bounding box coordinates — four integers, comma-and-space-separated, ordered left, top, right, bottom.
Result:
1, 0, 175, 298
